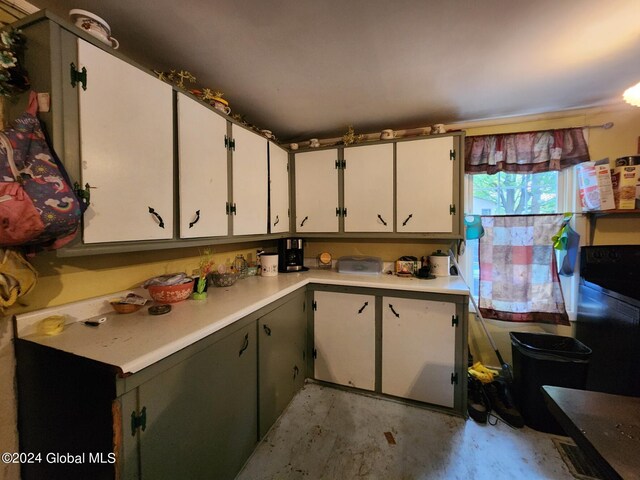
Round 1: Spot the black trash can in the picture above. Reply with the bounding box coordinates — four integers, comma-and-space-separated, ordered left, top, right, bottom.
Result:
510, 332, 591, 434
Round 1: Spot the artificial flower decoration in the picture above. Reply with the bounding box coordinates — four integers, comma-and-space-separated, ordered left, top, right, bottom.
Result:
0, 29, 30, 97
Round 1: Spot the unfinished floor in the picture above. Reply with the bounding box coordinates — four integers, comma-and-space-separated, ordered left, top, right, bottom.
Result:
237, 383, 578, 480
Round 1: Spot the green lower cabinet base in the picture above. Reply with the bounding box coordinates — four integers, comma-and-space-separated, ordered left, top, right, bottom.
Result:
258, 290, 307, 438
14, 289, 308, 480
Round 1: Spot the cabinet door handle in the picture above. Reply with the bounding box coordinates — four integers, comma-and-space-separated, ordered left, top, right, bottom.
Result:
263, 324, 272, 336
273, 215, 280, 227
238, 333, 249, 356
388, 304, 400, 318
377, 214, 387, 226
300, 216, 308, 227
188, 209, 201, 228
402, 214, 413, 226
358, 302, 369, 314
148, 207, 165, 228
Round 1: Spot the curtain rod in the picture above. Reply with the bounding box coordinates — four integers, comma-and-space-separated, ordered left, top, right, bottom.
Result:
585, 122, 614, 129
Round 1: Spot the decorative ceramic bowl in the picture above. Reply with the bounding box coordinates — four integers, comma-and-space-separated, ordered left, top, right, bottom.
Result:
208, 272, 239, 287
110, 302, 144, 314
147, 279, 195, 303
69, 9, 119, 49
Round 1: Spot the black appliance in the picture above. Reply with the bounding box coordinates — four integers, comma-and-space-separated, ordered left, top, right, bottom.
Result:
576, 245, 640, 397
278, 238, 307, 272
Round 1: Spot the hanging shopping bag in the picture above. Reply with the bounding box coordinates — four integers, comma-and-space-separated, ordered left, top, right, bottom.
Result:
0, 132, 44, 245
0, 91, 86, 250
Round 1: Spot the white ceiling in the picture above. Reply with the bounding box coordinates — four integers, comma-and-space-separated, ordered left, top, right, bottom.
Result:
27, 0, 640, 141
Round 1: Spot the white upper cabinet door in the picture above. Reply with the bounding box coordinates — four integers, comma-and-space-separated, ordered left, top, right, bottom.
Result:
396, 137, 454, 233
314, 291, 376, 391
382, 297, 457, 407
231, 126, 268, 236
177, 94, 228, 238
294, 149, 339, 233
343, 143, 394, 232
77, 39, 174, 243
268, 142, 289, 234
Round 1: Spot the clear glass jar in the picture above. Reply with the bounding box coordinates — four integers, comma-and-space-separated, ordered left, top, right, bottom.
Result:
234, 254, 248, 279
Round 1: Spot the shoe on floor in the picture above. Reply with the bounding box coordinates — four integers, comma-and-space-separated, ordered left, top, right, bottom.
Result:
467, 376, 490, 424
483, 380, 524, 428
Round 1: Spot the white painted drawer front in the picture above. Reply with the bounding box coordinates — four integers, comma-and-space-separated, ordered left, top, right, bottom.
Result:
344, 143, 394, 232
232, 127, 268, 235
294, 150, 339, 233
177, 93, 228, 238
382, 296, 456, 407
396, 137, 454, 233
314, 291, 375, 390
78, 39, 174, 243
269, 142, 289, 234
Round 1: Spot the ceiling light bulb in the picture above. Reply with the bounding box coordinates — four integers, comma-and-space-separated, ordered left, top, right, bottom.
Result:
623, 81, 640, 107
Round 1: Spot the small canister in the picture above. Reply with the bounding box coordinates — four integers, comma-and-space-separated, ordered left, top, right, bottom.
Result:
260, 253, 278, 277
429, 250, 450, 277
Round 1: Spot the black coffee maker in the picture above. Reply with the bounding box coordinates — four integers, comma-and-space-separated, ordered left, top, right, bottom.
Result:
278, 238, 306, 272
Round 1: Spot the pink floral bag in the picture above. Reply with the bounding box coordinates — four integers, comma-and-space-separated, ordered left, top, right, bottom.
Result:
0, 91, 86, 250
0, 132, 44, 245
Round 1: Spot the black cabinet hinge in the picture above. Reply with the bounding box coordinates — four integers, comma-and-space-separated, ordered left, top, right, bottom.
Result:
335, 159, 340, 169
449, 204, 456, 215
230, 138, 236, 151
341, 159, 346, 169
451, 315, 459, 327
312, 300, 317, 311
226, 202, 230, 215
451, 372, 458, 385
342, 207, 347, 217
313, 348, 317, 359
224, 135, 229, 149
70, 63, 87, 90
131, 406, 147, 436
450, 149, 456, 161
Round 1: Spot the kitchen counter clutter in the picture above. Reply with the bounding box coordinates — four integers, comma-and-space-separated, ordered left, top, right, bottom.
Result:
14, 268, 469, 480
14, 269, 469, 374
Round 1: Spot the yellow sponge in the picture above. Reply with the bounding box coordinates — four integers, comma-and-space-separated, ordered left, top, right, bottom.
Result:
37, 315, 66, 336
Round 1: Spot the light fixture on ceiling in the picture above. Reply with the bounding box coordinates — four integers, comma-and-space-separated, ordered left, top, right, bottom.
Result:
622, 81, 640, 107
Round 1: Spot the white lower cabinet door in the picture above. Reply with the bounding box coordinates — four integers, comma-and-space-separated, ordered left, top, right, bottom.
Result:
396, 137, 454, 233
294, 150, 339, 233
232, 126, 268, 235
177, 93, 228, 238
343, 143, 394, 232
382, 296, 456, 407
313, 291, 375, 390
269, 142, 289, 234
77, 39, 174, 243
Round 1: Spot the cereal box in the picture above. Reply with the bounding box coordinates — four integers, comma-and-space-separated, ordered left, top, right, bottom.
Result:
613, 165, 639, 209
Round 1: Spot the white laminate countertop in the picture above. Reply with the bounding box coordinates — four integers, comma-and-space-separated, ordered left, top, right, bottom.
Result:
14, 269, 469, 375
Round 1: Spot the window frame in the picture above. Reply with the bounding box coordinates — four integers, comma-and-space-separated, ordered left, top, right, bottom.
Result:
461, 167, 580, 320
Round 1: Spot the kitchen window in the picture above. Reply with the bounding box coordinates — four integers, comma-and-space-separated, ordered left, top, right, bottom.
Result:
462, 167, 580, 319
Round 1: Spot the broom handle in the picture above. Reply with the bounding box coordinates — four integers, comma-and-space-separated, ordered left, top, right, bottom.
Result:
448, 250, 503, 358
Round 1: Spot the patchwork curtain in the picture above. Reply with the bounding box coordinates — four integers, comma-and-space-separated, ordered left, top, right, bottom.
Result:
465, 128, 590, 174
479, 214, 569, 325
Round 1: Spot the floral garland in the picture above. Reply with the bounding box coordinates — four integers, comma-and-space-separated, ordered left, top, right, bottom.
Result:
0, 28, 30, 97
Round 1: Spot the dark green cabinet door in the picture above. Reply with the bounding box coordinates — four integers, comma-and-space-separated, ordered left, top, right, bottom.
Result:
258, 291, 307, 437
134, 323, 257, 480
